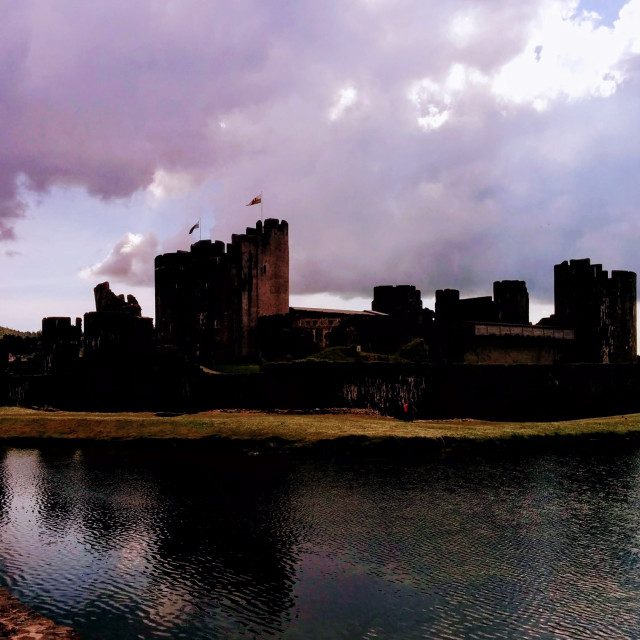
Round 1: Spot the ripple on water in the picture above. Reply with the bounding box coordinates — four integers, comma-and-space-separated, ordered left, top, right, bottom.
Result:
0, 446, 639, 639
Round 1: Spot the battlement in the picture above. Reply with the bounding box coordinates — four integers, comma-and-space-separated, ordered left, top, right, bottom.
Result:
558, 258, 635, 285
190, 239, 226, 257
372, 285, 422, 316
435, 288, 460, 301
493, 280, 527, 296
42, 316, 82, 339
435, 289, 460, 307
229, 219, 288, 246
154, 251, 187, 268
555, 258, 636, 292
374, 285, 420, 294
493, 280, 529, 324
611, 269, 637, 284
264, 218, 288, 233
436, 289, 496, 322
435, 281, 530, 326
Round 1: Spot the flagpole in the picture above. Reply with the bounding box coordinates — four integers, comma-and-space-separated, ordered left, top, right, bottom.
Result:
199, 217, 202, 241
260, 192, 263, 223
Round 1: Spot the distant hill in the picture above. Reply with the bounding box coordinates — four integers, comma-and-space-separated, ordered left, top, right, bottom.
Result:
0, 326, 39, 339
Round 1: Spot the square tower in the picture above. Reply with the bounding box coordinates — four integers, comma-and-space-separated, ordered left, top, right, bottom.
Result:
155, 219, 289, 363
554, 258, 636, 363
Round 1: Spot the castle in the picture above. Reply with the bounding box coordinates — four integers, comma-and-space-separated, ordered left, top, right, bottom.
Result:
153, 219, 637, 366
2, 218, 638, 418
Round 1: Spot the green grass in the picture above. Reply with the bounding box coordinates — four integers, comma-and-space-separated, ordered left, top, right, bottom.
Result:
301, 346, 392, 363
394, 338, 430, 363
1, 407, 640, 445
208, 363, 261, 374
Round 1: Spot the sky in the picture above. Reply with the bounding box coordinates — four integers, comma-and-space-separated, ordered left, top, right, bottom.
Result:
2, 0, 640, 331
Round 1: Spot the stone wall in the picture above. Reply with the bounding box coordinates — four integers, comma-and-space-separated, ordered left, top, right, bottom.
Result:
262, 362, 640, 420
5, 361, 640, 421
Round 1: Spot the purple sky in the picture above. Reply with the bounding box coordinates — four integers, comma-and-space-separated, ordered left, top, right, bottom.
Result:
2, 0, 640, 330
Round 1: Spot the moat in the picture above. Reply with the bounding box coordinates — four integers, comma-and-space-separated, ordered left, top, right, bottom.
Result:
0, 443, 639, 639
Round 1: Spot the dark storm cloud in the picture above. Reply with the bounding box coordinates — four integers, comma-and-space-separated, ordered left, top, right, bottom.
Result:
2, 0, 639, 303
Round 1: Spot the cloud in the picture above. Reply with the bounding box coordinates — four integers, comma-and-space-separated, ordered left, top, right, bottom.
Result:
490, 0, 640, 110
80, 231, 159, 286
329, 86, 360, 121
146, 169, 197, 207
2, 0, 640, 309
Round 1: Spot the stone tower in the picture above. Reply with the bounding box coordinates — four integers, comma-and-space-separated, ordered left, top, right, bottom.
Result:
227, 219, 289, 356
553, 258, 636, 363
155, 219, 289, 363
372, 285, 423, 320
493, 280, 529, 324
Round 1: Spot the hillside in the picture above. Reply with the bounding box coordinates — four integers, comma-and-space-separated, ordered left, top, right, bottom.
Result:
0, 326, 39, 338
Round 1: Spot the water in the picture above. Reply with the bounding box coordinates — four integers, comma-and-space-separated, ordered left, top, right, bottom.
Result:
0, 442, 640, 639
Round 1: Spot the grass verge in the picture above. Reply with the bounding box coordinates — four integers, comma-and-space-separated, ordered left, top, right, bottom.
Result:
1, 407, 640, 446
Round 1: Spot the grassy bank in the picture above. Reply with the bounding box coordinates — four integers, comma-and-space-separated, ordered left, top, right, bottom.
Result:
2, 407, 640, 445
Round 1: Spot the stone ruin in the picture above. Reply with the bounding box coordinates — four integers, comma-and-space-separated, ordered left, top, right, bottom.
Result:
84, 282, 153, 360
94, 282, 142, 316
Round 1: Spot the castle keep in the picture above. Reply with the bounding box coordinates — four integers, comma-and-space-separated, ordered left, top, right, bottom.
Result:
155, 219, 289, 363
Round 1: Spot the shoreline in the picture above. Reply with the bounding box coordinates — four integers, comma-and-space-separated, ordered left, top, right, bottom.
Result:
0, 588, 80, 639
1, 407, 640, 454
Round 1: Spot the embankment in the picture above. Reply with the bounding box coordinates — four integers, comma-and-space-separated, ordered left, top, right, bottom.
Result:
2, 407, 640, 456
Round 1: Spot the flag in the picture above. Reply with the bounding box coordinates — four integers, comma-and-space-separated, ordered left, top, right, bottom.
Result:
188, 221, 200, 234
246, 194, 262, 206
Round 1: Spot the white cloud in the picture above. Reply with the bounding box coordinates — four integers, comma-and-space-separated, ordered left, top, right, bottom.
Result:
449, 9, 479, 47
491, 0, 636, 110
146, 169, 196, 207
615, 0, 640, 53
408, 78, 452, 131
80, 231, 159, 286
445, 63, 487, 92
329, 86, 359, 121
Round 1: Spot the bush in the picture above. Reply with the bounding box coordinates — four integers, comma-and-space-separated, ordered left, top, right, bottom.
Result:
394, 338, 430, 363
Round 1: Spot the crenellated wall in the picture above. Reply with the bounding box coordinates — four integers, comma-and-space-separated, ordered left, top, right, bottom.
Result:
372, 285, 423, 318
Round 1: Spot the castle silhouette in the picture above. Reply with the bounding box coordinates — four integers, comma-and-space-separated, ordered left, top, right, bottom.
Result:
152, 219, 637, 366
3, 219, 637, 418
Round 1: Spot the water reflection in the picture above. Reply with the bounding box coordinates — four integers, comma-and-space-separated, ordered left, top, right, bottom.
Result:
0, 444, 639, 638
